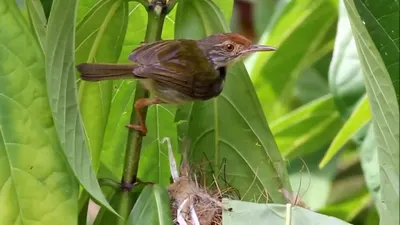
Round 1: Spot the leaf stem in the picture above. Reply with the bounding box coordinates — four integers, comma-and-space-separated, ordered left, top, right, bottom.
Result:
121, 0, 168, 187
99, 178, 121, 190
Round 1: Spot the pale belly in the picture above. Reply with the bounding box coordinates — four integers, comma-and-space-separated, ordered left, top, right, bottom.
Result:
138, 79, 194, 104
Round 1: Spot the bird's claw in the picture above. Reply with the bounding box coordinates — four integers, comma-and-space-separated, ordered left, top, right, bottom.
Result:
126, 124, 147, 136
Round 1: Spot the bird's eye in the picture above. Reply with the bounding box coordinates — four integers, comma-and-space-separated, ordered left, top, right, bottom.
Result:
225, 44, 235, 51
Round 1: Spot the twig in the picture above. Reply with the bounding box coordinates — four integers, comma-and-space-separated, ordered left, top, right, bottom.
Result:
121, 0, 173, 187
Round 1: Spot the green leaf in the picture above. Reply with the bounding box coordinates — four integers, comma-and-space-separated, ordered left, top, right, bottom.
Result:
174, 0, 230, 39
295, 67, 330, 104
100, 2, 146, 180
354, 0, 399, 100
0, 0, 78, 223
77, 0, 102, 23
287, 149, 339, 211
175, 0, 292, 204
40, 0, 53, 19
93, 188, 141, 225
271, 94, 342, 159
252, 0, 279, 37
245, 0, 338, 121
344, 1, 399, 225
223, 199, 352, 225
26, 0, 47, 51
359, 125, 381, 208
318, 188, 371, 222
99, 2, 179, 185
328, 0, 366, 118
319, 94, 371, 168
76, 0, 129, 172
45, 0, 117, 215
126, 185, 174, 225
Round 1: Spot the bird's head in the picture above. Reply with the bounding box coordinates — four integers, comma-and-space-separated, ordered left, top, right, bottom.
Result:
198, 33, 276, 69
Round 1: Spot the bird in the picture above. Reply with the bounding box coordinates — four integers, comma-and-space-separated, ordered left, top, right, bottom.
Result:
76, 33, 276, 136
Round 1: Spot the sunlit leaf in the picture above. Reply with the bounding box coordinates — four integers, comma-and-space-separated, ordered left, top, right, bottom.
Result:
271, 94, 342, 159
175, 0, 292, 204
344, 1, 399, 224
76, 0, 129, 171
26, 0, 47, 51
77, 0, 102, 23
319, 94, 371, 168
245, 0, 338, 121
328, 0, 366, 118
45, 0, 117, 215
0, 0, 78, 223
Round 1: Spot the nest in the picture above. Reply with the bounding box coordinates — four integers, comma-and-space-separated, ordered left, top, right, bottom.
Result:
163, 138, 224, 225
168, 175, 223, 225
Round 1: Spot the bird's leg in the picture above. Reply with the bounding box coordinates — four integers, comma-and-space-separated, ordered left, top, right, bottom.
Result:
126, 97, 162, 136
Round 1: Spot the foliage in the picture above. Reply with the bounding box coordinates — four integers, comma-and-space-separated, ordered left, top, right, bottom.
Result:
0, 0, 398, 225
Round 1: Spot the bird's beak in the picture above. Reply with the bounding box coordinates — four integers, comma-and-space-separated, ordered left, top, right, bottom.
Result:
240, 44, 277, 54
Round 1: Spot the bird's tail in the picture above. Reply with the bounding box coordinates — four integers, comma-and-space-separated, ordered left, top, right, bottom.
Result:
76, 63, 136, 81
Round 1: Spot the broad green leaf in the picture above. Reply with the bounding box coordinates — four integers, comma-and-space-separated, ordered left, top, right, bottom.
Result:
359, 125, 381, 208
223, 199, 352, 225
76, 0, 129, 172
344, 1, 399, 225
45, 0, 117, 215
354, 0, 399, 100
26, 0, 47, 51
126, 185, 173, 225
175, 0, 230, 39
100, 2, 179, 185
245, 0, 338, 121
0, 0, 78, 224
175, 0, 292, 204
94, 188, 141, 225
271, 94, 342, 159
328, 0, 366, 118
77, 0, 102, 23
319, 94, 371, 168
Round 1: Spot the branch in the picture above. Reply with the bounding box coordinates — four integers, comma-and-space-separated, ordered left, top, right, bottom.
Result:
121, 0, 170, 187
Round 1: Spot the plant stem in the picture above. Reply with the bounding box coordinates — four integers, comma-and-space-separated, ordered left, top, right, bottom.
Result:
121, 0, 167, 187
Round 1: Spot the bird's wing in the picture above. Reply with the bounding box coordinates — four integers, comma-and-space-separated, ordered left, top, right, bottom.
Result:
134, 63, 222, 100
129, 39, 222, 99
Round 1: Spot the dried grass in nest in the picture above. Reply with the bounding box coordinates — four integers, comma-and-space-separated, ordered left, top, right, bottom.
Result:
168, 175, 223, 225
163, 137, 224, 225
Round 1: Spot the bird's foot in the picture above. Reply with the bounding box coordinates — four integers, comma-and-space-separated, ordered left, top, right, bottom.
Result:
126, 124, 147, 136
